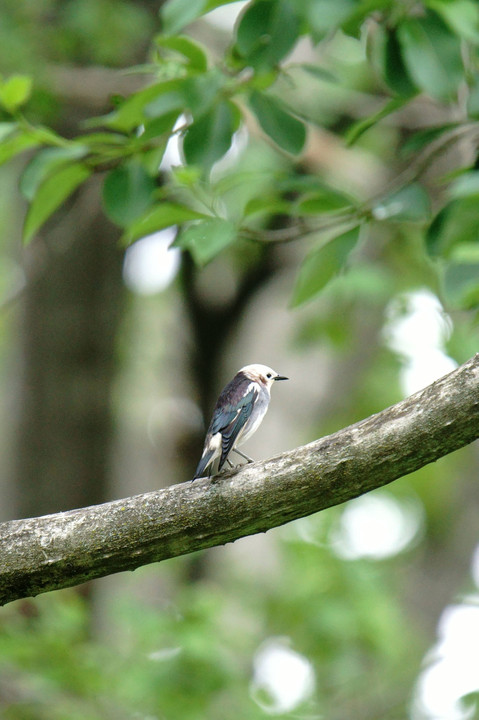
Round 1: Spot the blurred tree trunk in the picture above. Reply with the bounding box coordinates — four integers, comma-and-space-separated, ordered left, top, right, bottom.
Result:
12, 176, 125, 519
7, 0, 160, 520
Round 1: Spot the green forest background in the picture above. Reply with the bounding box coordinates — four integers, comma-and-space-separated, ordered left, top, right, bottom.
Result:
1, 0, 479, 718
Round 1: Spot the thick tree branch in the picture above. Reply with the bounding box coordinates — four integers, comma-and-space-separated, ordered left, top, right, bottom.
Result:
1, 355, 479, 606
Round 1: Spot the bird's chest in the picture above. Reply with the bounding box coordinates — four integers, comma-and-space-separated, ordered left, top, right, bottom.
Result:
239, 390, 269, 444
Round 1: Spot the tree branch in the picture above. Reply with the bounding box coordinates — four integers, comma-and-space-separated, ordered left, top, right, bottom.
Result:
2, 354, 479, 606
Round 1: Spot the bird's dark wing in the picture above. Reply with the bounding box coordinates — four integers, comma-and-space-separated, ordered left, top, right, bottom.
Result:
219, 391, 256, 470
208, 373, 258, 470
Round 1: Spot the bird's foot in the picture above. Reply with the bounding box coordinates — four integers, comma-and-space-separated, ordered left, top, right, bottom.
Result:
232, 448, 254, 463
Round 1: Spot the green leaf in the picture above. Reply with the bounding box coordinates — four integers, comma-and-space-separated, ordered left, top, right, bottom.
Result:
103, 162, 156, 227
372, 183, 431, 223
0, 75, 33, 113
302, 0, 356, 41
171, 166, 202, 187
278, 174, 333, 193
175, 217, 236, 265
299, 64, 338, 83
397, 11, 464, 101
144, 73, 224, 122
291, 227, 360, 306
345, 96, 409, 146
140, 145, 168, 176
155, 35, 208, 72
20, 145, 89, 202
449, 243, 479, 263
204, 0, 239, 10
142, 93, 187, 126
161, 0, 207, 35
243, 195, 292, 218
160, 0, 239, 34
443, 262, 479, 309
425, 204, 452, 257
23, 163, 91, 243
0, 122, 17, 142
428, 0, 479, 44
295, 188, 354, 215
140, 112, 179, 141
449, 171, 479, 199
425, 197, 479, 258
235, 0, 300, 71
125, 203, 208, 244
73, 132, 128, 148
182, 71, 226, 117
0, 129, 41, 166
143, 90, 187, 121
103, 81, 184, 132
340, 0, 389, 38
383, 29, 418, 97
249, 91, 306, 154
467, 76, 479, 117
183, 101, 239, 172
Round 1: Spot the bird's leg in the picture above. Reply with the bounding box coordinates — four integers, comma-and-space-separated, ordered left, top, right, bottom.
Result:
226, 458, 234, 468
232, 448, 254, 463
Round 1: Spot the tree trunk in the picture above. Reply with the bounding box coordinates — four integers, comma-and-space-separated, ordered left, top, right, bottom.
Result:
12, 176, 125, 519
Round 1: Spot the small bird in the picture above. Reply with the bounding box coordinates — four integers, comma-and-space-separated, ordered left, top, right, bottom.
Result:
193, 364, 288, 479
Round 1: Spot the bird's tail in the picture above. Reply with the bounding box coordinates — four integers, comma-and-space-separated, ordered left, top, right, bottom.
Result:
193, 449, 215, 480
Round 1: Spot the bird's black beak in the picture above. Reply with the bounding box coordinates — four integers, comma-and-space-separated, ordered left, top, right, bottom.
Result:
274, 375, 288, 381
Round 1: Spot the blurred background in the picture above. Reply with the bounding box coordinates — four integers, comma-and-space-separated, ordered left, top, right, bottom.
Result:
1, 1, 479, 719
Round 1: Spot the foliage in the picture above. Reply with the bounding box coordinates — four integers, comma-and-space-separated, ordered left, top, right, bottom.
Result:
0, 514, 423, 719
1, 0, 479, 308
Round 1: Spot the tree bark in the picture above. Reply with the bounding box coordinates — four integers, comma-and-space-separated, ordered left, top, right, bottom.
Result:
1, 354, 478, 606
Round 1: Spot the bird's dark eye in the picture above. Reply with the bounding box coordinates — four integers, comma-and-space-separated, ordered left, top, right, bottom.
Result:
266, 373, 272, 378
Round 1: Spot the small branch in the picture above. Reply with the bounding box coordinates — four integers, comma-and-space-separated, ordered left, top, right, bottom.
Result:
1, 355, 479, 606
240, 122, 479, 246
239, 213, 358, 244
371, 122, 479, 199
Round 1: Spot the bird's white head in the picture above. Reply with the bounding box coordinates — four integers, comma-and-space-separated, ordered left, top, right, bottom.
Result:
240, 363, 288, 390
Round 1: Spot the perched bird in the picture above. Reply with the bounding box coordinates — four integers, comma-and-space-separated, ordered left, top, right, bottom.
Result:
193, 363, 288, 479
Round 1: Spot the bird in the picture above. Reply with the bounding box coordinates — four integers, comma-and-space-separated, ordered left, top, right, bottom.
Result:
193, 363, 288, 479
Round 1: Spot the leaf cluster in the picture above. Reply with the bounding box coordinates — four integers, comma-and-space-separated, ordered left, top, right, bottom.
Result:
1, 0, 479, 307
